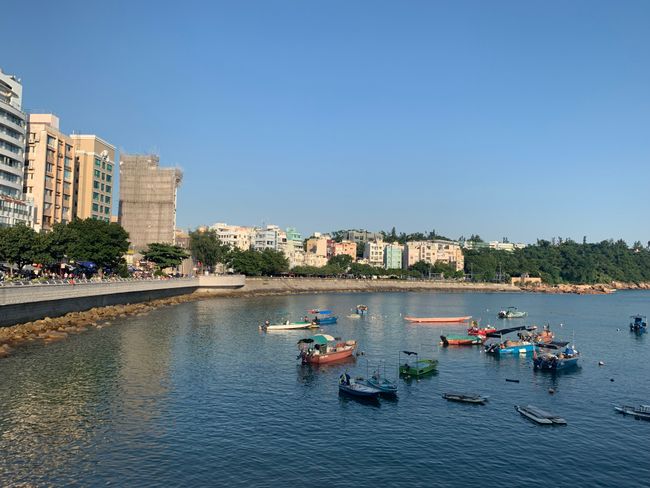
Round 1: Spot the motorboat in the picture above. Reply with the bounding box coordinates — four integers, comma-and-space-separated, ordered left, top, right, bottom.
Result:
440, 334, 484, 346
515, 405, 566, 425
498, 307, 528, 319
338, 373, 381, 398
297, 334, 357, 365
260, 320, 313, 331
630, 315, 647, 333
356, 305, 368, 316
398, 350, 437, 377
485, 340, 535, 356
614, 404, 650, 420
442, 392, 488, 404
534, 344, 580, 371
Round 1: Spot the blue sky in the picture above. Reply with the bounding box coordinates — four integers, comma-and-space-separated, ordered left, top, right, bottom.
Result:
4, 0, 649, 244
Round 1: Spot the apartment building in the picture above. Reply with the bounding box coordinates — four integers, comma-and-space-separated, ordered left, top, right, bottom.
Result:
383, 243, 403, 269
344, 229, 382, 245
363, 240, 384, 267
25, 114, 75, 231
332, 240, 357, 261
305, 233, 329, 257
210, 222, 257, 251
71, 134, 116, 221
403, 240, 464, 271
253, 224, 287, 252
0, 69, 32, 227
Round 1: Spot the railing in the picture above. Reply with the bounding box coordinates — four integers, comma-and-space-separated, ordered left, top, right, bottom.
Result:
0, 276, 198, 287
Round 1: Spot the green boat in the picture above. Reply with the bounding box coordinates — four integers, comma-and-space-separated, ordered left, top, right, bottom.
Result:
399, 350, 438, 377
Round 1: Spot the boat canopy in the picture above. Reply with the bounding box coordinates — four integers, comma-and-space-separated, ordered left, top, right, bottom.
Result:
537, 341, 570, 350
402, 350, 418, 356
486, 325, 530, 338
311, 334, 336, 344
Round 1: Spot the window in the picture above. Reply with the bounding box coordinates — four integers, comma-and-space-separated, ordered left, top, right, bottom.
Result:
65, 144, 72, 154
104, 206, 110, 214
101, 183, 105, 191
47, 135, 56, 147
94, 169, 100, 178
92, 203, 99, 212
105, 196, 111, 204
93, 192, 99, 201
95, 158, 101, 167
106, 174, 112, 182
63, 182, 71, 191
64, 156, 72, 168
100, 194, 104, 202
101, 173, 105, 181
93, 181, 99, 189
64, 169, 72, 180
106, 163, 112, 172
101, 161, 106, 169
106, 185, 111, 193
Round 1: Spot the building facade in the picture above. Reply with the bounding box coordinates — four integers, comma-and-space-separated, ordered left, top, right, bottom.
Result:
344, 230, 382, 245
118, 153, 182, 252
403, 240, 464, 271
25, 114, 75, 231
210, 222, 257, 251
363, 240, 385, 267
253, 225, 287, 252
383, 243, 403, 269
0, 69, 32, 227
71, 135, 116, 221
305, 233, 329, 257
332, 240, 357, 261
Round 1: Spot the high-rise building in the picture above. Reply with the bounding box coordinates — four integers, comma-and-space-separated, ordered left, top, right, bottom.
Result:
118, 153, 182, 252
403, 240, 464, 271
0, 69, 32, 227
71, 134, 116, 221
25, 114, 74, 231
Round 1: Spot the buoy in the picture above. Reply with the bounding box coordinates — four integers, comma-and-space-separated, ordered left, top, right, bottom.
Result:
610, 378, 615, 382
598, 361, 605, 366
548, 388, 555, 394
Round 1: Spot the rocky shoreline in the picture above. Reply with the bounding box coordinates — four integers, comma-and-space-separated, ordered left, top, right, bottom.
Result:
521, 281, 650, 295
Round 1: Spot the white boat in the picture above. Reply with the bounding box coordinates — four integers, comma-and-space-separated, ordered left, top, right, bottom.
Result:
515, 405, 566, 425
614, 404, 650, 420
260, 321, 314, 331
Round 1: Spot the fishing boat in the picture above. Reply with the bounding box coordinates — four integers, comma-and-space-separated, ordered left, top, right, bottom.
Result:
614, 404, 650, 420
517, 324, 554, 344
356, 305, 368, 316
338, 373, 381, 398
440, 334, 484, 346
442, 392, 489, 404
404, 316, 472, 324
515, 405, 567, 425
467, 320, 497, 337
534, 343, 580, 371
630, 315, 647, 333
398, 350, 438, 377
498, 307, 528, 319
364, 361, 398, 395
485, 340, 535, 355
307, 310, 338, 325
297, 334, 357, 365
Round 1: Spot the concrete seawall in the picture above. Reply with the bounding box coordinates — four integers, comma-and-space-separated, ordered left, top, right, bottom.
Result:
0, 276, 245, 327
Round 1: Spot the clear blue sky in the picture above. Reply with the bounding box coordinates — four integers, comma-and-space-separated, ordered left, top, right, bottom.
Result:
4, 0, 649, 244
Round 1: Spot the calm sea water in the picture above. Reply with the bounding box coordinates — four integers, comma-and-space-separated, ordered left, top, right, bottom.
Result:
1, 291, 649, 487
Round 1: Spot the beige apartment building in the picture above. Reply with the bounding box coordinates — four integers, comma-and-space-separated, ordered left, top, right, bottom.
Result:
403, 240, 464, 271
71, 135, 116, 222
210, 222, 257, 251
363, 240, 385, 267
25, 114, 75, 232
305, 233, 329, 257
118, 153, 182, 252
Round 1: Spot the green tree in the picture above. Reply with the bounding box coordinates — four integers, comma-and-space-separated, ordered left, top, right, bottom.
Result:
65, 219, 130, 272
189, 229, 229, 272
0, 224, 38, 275
143, 243, 189, 271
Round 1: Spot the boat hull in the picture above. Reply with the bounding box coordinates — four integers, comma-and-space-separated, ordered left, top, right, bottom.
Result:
365, 378, 398, 395
442, 393, 488, 404
486, 343, 536, 355
303, 347, 355, 364
441, 334, 484, 346
399, 359, 438, 376
533, 357, 579, 370
339, 383, 381, 398
405, 316, 472, 324
614, 405, 650, 420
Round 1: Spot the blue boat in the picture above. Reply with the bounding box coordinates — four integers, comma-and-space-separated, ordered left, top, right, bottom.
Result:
630, 315, 647, 333
356, 305, 368, 316
485, 340, 536, 355
306, 309, 338, 325
338, 373, 381, 398
533, 344, 580, 370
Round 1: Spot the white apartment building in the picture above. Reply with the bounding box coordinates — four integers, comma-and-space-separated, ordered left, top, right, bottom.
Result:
403, 240, 464, 271
363, 240, 385, 267
253, 224, 287, 252
210, 222, 257, 251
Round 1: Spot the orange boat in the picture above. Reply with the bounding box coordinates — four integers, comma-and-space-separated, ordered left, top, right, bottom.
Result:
297, 334, 357, 365
404, 316, 472, 324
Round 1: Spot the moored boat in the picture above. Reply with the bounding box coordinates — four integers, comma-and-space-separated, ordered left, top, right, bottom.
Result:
517, 324, 554, 344
338, 373, 381, 398
533, 344, 580, 371
297, 334, 357, 365
467, 320, 497, 337
515, 405, 566, 425
364, 361, 398, 395
614, 404, 650, 420
440, 334, 484, 346
485, 340, 536, 355
399, 350, 438, 377
405, 316, 472, 324
498, 307, 528, 319
260, 320, 313, 331
442, 392, 489, 404
630, 315, 647, 333
356, 305, 368, 316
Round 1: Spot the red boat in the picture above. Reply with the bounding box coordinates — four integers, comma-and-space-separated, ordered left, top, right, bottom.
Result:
404, 316, 472, 324
467, 322, 497, 337
297, 334, 357, 365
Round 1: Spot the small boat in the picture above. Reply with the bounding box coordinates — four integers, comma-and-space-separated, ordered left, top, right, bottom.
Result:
356, 305, 368, 316
305, 310, 338, 325
515, 405, 567, 425
534, 344, 580, 371
338, 373, 381, 398
404, 316, 472, 324
442, 392, 488, 404
467, 320, 497, 337
614, 404, 650, 420
517, 324, 554, 344
498, 307, 528, 319
260, 320, 313, 331
364, 361, 398, 395
440, 334, 484, 346
398, 350, 438, 377
297, 334, 357, 365
630, 315, 647, 333
485, 340, 536, 355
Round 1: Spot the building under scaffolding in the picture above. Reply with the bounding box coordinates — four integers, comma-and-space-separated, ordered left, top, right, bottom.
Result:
118, 153, 182, 253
